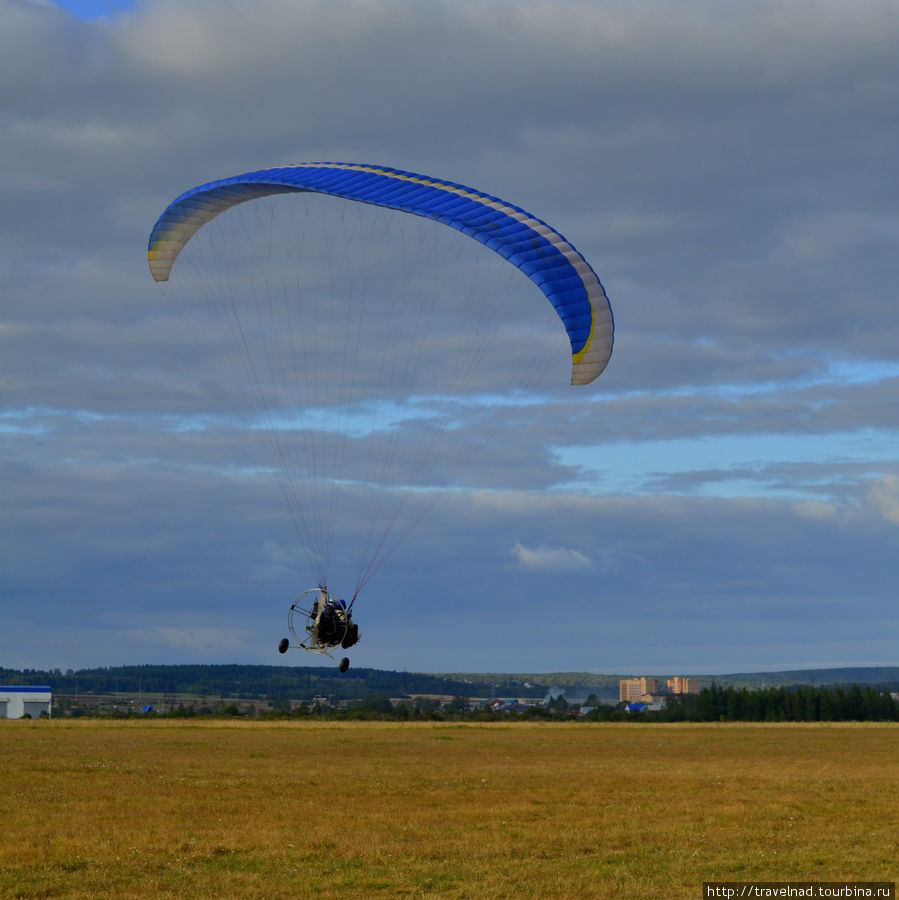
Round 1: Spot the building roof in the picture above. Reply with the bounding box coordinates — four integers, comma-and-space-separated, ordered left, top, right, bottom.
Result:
0, 685, 52, 692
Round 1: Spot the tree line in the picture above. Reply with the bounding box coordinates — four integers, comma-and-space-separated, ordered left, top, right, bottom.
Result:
0, 664, 549, 703
649, 683, 899, 722
45, 683, 899, 722
178, 683, 897, 721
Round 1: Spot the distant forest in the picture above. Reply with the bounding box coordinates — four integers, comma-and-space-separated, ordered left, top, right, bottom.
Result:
0, 663, 548, 703
645, 683, 898, 723
2, 665, 899, 723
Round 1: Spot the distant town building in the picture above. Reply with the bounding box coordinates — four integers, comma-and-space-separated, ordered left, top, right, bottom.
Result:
0, 686, 52, 719
619, 679, 640, 702
619, 677, 658, 702
667, 676, 698, 695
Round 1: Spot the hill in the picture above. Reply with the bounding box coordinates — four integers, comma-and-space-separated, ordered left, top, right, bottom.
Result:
706, 667, 899, 689
2, 664, 897, 703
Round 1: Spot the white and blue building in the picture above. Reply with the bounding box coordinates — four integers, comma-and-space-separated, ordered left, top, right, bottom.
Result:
0, 686, 52, 719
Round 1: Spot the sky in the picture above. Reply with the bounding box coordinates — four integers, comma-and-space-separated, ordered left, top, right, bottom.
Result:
2, 0, 898, 676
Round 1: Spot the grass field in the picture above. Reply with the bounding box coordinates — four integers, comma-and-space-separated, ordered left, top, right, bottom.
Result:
1, 720, 896, 898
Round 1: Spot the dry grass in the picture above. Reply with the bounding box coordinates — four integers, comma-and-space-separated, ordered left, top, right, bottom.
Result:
1, 720, 896, 898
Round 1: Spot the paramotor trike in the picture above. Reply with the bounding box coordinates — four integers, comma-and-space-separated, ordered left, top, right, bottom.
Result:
278, 587, 360, 672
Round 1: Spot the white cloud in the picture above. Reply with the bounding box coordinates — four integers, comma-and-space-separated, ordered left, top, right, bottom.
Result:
510, 540, 592, 572
865, 475, 899, 525
791, 499, 840, 522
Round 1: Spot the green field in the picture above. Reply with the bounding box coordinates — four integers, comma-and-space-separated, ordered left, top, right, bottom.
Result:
1, 720, 896, 898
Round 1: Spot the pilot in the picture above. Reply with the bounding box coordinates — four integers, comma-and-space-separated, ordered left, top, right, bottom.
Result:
316, 598, 343, 644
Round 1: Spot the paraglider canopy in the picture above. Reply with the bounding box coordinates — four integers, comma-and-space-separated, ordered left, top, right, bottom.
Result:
148, 162, 614, 385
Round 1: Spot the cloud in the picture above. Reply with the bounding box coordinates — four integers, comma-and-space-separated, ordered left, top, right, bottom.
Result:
252, 538, 307, 582
510, 540, 592, 572
865, 475, 899, 525
791, 499, 841, 522
139, 626, 250, 654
